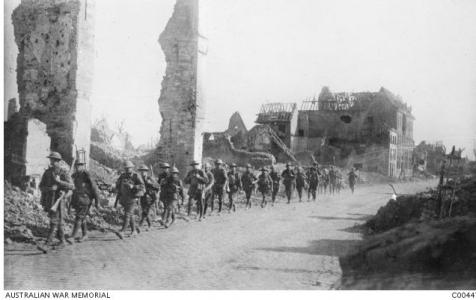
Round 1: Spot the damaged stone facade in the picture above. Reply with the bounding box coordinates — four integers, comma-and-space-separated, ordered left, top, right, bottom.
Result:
292, 87, 415, 177
157, 0, 205, 175
11, 0, 94, 165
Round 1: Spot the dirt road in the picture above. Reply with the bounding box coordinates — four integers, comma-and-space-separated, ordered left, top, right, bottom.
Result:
4, 180, 436, 290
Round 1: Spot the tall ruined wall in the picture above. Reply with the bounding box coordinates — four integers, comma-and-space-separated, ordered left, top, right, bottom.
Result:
157, 0, 204, 175
12, 0, 94, 164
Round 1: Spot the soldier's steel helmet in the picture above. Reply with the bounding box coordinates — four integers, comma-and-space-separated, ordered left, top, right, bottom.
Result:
190, 160, 200, 166
123, 161, 134, 168
260, 167, 268, 172
245, 163, 252, 168
230, 163, 237, 167
47, 152, 62, 161
286, 162, 292, 167
75, 160, 86, 166
171, 167, 180, 174
215, 159, 224, 165
138, 165, 149, 171
161, 163, 170, 169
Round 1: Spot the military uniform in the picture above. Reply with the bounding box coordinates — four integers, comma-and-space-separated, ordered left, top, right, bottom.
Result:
269, 169, 281, 204
227, 165, 242, 212
161, 169, 184, 227
307, 166, 320, 201
115, 164, 145, 235
139, 169, 160, 228
211, 162, 228, 213
241, 166, 257, 208
157, 164, 171, 219
281, 166, 296, 204
202, 167, 215, 215
295, 170, 307, 201
348, 170, 358, 194
184, 162, 209, 220
329, 168, 337, 194
70, 167, 100, 242
39, 152, 74, 245
257, 169, 273, 207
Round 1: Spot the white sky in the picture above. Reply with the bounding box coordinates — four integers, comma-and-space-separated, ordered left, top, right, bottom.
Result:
4, 0, 476, 157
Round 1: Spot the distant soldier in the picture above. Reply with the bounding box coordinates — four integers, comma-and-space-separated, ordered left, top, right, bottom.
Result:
211, 159, 228, 214
348, 168, 358, 194
157, 163, 171, 219
257, 167, 273, 208
184, 160, 208, 221
161, 167, 184, 227
69, 159, 100, 243
269, 165, 281, 205
39, 152, 74, 246
281, 162, 296, 204
202, 163, 215, 217
138, 165, 159, 230
329, 166, 337, 195
295, 167, 308, 202
321, 168, 330, 194
307, 163, 321, 201
241, 164, 258, 209
114, 161, 145, 237
227, 163, 242, 212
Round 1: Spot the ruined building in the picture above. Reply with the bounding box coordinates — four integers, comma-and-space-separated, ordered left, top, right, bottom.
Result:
156, 0, 206, 175
255, 103, 298, 148
291, 87, 415, 177
5, 0, 94, 182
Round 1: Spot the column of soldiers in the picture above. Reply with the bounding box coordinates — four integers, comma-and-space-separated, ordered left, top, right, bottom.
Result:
39, 152, 359, 247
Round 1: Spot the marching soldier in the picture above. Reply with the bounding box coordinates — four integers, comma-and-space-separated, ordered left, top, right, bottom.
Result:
158, 163, 171, 219
241, 164, 258, 209
184, 160, 209, 221
211, 159, 228, 214
281, 162, 296, 204
138, 165, 159, 230
202, 163, 215, 217
348, 167, 358, 194
295, 167, 308, 202
227, 163, 242, 212
39, 152, 74, 246
162, 167, 184, 227
329, 166, 337, 195
307, 163, 321, 201
69, 159, 100, 243
257, 167, 273, 208
114, 161, 145, 238
269, 165, 281, 205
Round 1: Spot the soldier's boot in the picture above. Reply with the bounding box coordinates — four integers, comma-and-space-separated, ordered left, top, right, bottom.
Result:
146, 216, 151, 229
79, 222, 88, 242
120, 215, 130, 233
45, 223, 57, 246
57, 225, 67, 247
70, 220, 81, 243
130, 218, 138, 237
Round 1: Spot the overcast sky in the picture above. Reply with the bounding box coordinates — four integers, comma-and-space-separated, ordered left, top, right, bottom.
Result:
4, 0, 476, 158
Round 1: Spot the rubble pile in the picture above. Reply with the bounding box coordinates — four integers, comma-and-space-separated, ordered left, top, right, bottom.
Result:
338, 216, 476, 289
366, 176, 476, 233
3, 181, 129, 243
4, 183, 69, 242
338, 175, 476, 289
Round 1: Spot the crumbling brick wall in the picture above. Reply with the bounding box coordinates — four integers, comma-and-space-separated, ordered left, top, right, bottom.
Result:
157, 0, 204, 174
203, 133, 275, 168
12, 0, 94, 164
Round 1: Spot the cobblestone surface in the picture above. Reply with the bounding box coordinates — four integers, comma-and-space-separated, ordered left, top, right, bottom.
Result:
4, 181, 436, 290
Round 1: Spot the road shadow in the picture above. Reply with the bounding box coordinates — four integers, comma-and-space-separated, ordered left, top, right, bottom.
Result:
235, 265, 317, 274
310, 215, 370, 221
257, 239, 361, 257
